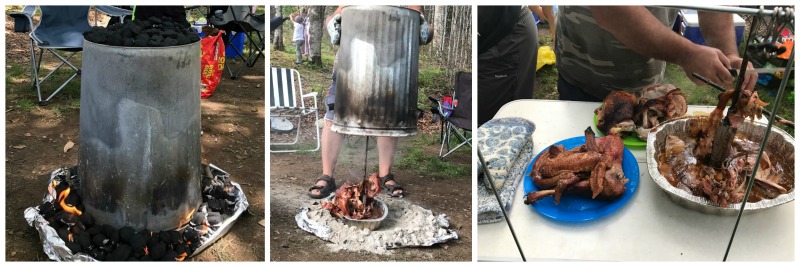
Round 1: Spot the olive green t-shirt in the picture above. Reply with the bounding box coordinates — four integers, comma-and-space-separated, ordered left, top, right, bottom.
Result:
555, 6, 678, 99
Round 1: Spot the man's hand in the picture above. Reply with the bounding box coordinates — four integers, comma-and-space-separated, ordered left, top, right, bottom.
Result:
326, 14, 341, 45
679, 45, 734, 89
726, 54, 757, 91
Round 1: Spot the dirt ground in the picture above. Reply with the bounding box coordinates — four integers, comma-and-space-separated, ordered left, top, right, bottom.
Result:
4, 19, 265, 261
270, 129, 473, 261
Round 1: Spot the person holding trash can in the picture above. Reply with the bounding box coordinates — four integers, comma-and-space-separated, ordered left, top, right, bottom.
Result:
307, 5, 433, 199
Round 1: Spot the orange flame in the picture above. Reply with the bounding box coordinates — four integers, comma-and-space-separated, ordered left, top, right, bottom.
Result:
178, 208, 196, 229
176, 252, 188, 261
48, 181, 57, 195
144, 246, 149, 256
57, 187, 82, 216
200, 224, 209, 235
68, 233, 74, 242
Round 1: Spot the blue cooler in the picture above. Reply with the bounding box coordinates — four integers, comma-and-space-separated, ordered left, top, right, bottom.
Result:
226, 32, 245, 58
680, 10, 745, 47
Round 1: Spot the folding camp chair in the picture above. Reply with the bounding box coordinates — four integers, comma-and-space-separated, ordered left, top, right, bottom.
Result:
270, 67, 320, 153
11, 6, 129, 106
430, 72, 472, 159
209, 6, 265, 79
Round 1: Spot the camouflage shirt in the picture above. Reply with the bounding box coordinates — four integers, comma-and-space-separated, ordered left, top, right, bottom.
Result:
555, 6, 678, 99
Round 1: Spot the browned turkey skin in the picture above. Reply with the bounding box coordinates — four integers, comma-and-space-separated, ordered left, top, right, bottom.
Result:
595, 84, 688, 140
321, 173, 383, 220
525, 127, 629, 205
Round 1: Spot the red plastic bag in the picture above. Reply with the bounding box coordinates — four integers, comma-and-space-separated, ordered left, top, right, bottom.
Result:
200, 30, 225, 99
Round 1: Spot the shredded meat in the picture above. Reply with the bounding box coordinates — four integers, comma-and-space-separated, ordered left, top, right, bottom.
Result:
321, 173, 383, 220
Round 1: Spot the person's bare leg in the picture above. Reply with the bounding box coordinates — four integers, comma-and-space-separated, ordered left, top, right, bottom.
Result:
377, 136, 401, 195
311, 120, 344, 194
542, 6, 556, 46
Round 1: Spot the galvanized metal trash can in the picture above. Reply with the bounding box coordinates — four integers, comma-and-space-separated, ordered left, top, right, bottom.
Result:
332, 6, 421, 137
78, 40, 202, 231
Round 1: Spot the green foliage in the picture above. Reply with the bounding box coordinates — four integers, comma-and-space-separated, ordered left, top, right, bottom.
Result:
16, 98, 35, 112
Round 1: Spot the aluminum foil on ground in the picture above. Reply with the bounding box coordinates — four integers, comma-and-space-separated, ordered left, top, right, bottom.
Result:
24, 164, 248, 261
646, 117, 795, 215
296, 198, 458, 254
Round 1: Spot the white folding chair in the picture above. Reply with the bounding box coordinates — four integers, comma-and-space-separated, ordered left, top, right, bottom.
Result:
269, 67, 320, 152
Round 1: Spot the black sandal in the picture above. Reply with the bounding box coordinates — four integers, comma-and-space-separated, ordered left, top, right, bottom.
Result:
380, 174, 404, 198
307, 175, 337, 199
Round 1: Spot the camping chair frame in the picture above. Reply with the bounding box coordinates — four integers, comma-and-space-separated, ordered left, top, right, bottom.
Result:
432, 72, 472, 159
11, 6, 130, 106
209, 6, 265, 80
270, 67, 320, 153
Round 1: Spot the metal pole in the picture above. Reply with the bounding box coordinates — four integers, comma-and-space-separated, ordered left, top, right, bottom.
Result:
477, 149, 526, 262
662, 5, 792, 16
723, 47, 794, 261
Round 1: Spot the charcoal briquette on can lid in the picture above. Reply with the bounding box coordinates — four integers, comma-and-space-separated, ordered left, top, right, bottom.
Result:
84, 16, 199, 47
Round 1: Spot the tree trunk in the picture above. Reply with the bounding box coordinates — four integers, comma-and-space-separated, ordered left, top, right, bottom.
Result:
432, 6, 447, 62
272, 5, 285, 51
308, 6, 325, 65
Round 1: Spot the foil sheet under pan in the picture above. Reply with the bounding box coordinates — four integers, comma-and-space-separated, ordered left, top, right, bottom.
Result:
24, 164, 249, 261
646, 117, 795, 215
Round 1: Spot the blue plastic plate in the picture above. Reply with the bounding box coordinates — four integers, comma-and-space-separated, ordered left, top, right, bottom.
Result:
523, 136, 639, 222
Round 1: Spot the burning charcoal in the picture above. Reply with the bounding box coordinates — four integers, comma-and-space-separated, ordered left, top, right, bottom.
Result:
90, 247, 106, 261
80, 214, 95, 226
158, 231, 171, 244
92, 233, 108, 247
207, 199, 224, 211
130, 234, 147, 255
120, 227, 135, 244
190, 211, 206, 226
174, 244, 187, 255
207, 212, 223, 226
54, 182, 70, 197
77, 232, 92, 249
69, 222, 84, 235
66, 242, 82, 254
110, 229, 120, 243
149, 242, 166, 260
108, 244, 132, 261
87, 225, 101, 235
162, 250, 179, 261
38, 202, 56, 218
101, 224, 114, 237
168, 231, 181, 244
183, 227, 200, 244
56, 211, 79, 227
57, 227, 70, 242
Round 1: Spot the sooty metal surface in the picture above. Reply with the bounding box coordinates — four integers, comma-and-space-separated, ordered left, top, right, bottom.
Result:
79, 40, 202, 231
333, 6, 421, 137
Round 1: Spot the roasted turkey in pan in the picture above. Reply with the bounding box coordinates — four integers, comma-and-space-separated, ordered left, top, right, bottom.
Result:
595, 84, 688, 140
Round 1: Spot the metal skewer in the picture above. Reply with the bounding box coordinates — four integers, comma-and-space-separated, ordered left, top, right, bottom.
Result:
363, 136, 369, 203
478, 149, 526, 262
724, 47, 794, 262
